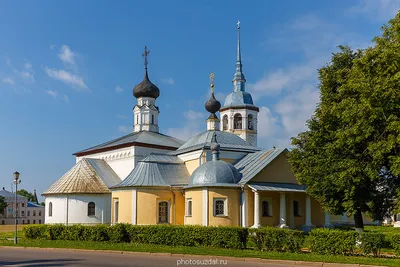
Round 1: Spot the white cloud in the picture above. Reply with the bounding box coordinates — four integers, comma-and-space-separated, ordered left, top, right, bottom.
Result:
45, 89, 58, 97
347, 0, 400, 21
63, 95, 70, 104
161, 78, 175, 85
4, 59, 35, 84
58, 45, 76, 66
166, 110, 206, 141
248, 59, 322, 100
45, 89, 69, 104
44, 67, 89, 92
19, 71, 35, 82
253, 12, 373, 149
1, 77, 15, 85
24, 62, 32, 70
118, 125, 131, 133
115, 85, 123, 93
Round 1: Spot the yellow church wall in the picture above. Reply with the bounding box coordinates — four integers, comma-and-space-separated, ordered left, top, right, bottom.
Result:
111, 189, 133, 224
259, 191, 280, 226
174, 190, 185, 225
136, 189, 173, 225
311, 198, 325, 226
184, 189, 203, 225
208, 188, 241, 226
220, 158, 237, 164
250, 153, 298, 184
291, 193, 306, 229
185, 159, 200, 176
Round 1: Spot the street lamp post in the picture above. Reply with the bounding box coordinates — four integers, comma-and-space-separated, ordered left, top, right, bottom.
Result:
13, 171, 21, 245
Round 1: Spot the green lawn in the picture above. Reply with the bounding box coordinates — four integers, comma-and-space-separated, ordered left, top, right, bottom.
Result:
0, 229, 399, 267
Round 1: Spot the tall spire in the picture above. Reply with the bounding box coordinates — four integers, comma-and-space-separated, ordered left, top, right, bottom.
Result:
233, 20, 246, 92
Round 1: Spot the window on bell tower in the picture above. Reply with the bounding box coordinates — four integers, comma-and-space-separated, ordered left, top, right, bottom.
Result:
222, 115, 228, 130
152, 114, 154, 124
248, 114, 254, 130
234, 113, 242, 129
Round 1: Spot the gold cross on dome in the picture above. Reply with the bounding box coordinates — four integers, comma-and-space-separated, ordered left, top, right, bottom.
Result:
142, 46, 150, 69
209, 72, 215, 93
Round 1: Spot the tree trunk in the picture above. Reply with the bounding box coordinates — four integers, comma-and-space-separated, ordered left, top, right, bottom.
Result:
354, 208, 364, 233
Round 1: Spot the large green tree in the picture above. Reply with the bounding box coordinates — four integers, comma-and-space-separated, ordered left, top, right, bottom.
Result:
0, 196, 7, 215
289, 12, 400, 231
16, 189, 35, 202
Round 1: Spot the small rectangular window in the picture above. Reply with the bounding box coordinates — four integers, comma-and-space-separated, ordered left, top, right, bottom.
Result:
33, 220, 35, 224
39, 220, 41, 224
186, 199, 192, 216
39, 211, 41, 216
33, 210, 36, 216
27, 220, 30, 224
158, 201, 169, 223
213, 198, 227, 216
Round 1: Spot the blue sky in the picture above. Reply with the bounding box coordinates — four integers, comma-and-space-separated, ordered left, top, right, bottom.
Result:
0, 0, 399, 200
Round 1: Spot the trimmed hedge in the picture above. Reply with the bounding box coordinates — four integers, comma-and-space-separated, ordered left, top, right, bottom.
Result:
249, 227, 306, 252
24, 224, 247, 249
359, 232, 385, 257
391, 234, 400, 255
307, 228, 358, 255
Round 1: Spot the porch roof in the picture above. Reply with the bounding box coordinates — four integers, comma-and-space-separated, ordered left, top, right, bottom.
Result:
248, 182, 306, 192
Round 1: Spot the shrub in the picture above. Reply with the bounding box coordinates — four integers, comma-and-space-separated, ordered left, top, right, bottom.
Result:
391, 234, 400, 256
108, 223, 129, 243
307, 228, 357, 255
360, 232, 385, 257
249, 227, 306, 253
24, 225, 48, 239
24, 224, 247, 249
126, 225, 247, 249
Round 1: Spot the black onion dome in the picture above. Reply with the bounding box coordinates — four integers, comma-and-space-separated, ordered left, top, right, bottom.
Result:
205, 93, 221, 114
133, 70, 160, 99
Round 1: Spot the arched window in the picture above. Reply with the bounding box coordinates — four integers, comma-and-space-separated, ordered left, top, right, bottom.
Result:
151, 114, 154, 124
234, 113, 242, 129
293, 201, 301, 217
88, 202, 95, 216
222, 115, 228, 130
114, 200, 119, 223
158, 201, 169, 223
262, 201, 270, 217
48, 202, 52, 217
136, 115, 139, 124
248, 114, 254, 130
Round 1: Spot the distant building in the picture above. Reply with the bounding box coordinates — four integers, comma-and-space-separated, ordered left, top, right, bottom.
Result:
0, 188, 44, 225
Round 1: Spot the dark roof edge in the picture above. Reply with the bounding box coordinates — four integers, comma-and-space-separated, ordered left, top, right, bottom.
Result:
73, 141, 179, 157
220, 105, 259, 112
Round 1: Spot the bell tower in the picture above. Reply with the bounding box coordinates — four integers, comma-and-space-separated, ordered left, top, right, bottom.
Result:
220, 21, 259, 146
133, 46, 160, 133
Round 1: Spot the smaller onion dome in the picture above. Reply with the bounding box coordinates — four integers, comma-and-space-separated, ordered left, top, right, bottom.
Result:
187, 131, 241, 187
133, 70, 160, 99
205, 93, 221, 114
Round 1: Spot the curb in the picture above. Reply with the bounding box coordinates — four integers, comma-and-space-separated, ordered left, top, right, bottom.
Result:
0, 246, 389, 267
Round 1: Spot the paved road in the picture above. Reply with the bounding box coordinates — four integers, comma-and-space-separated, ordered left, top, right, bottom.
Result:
0, 247, 304, 267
